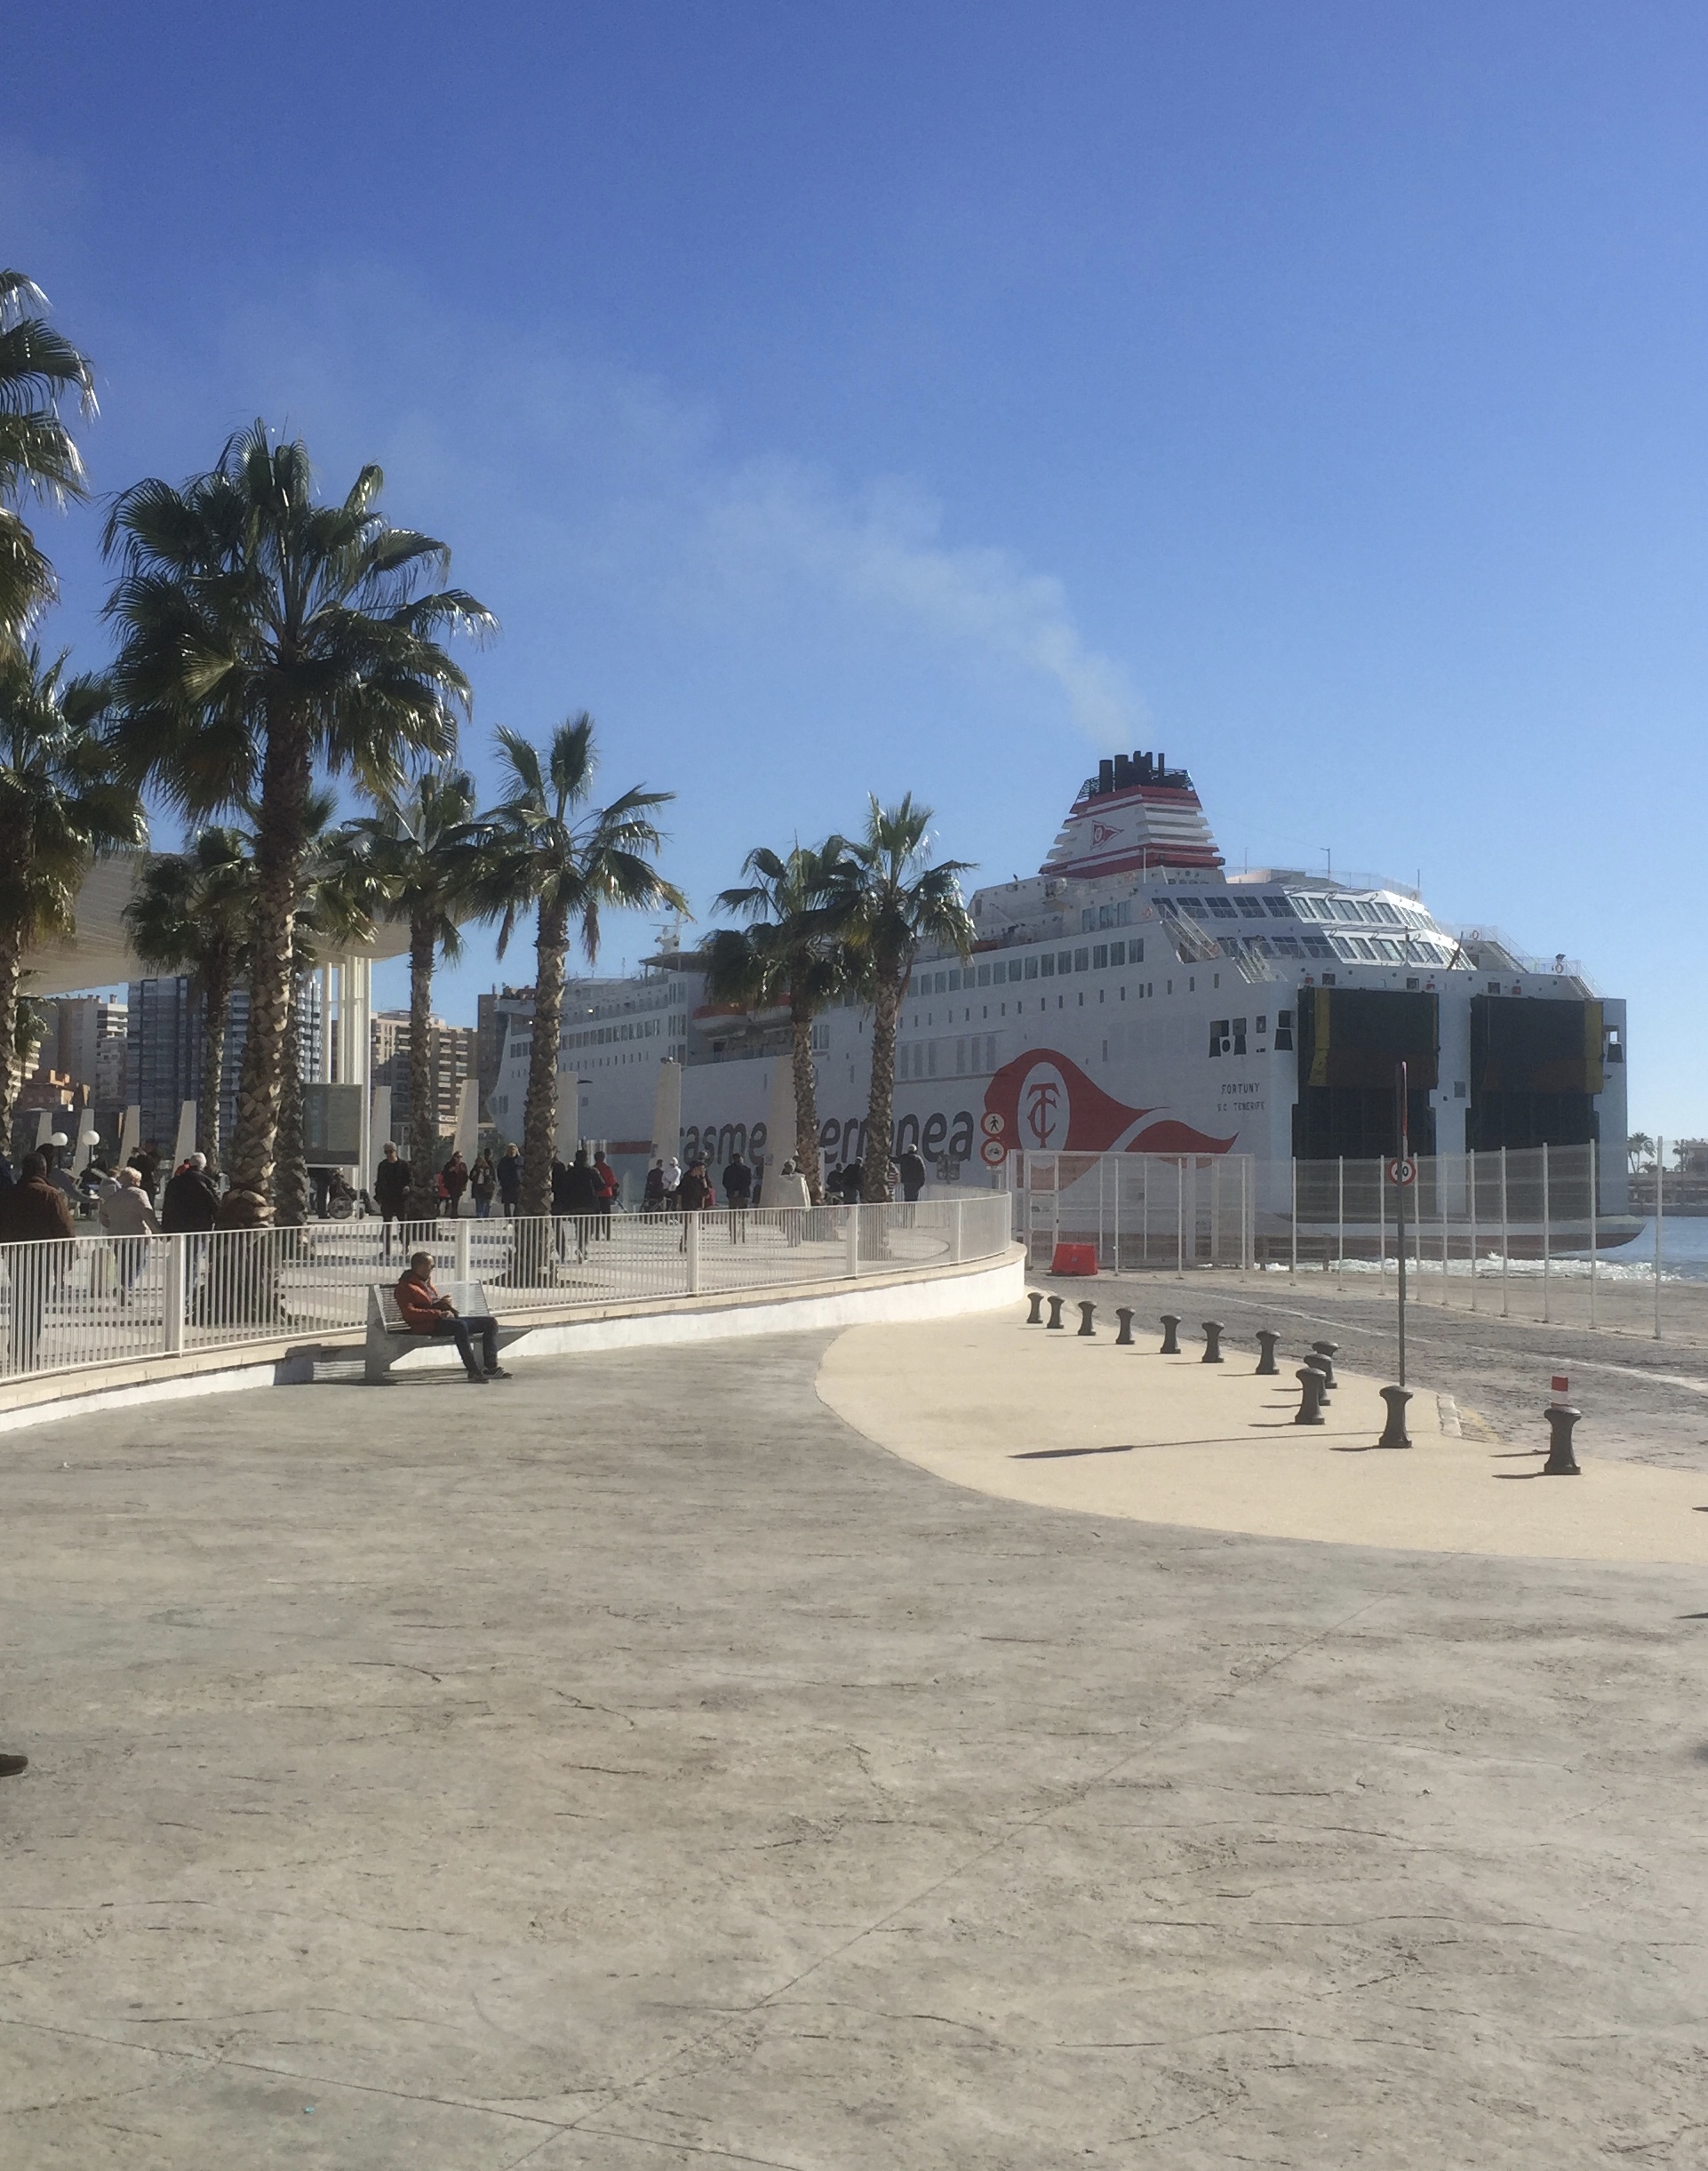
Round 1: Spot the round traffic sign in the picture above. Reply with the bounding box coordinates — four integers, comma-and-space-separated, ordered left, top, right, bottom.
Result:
980, 1111, 1005, 1137
980, 1137, 1007, 1166
1385, 1156, 1417, 1187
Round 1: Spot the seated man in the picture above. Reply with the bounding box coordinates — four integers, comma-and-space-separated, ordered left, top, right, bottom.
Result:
392, 1251, 510, 1385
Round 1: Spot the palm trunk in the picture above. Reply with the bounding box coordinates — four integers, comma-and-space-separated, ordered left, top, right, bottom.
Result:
197, 967, 232, 1174
788, 1002, 826, 1204
520, 901, 568, 1220
405, 913, 439, 1220
223, 716, 310, 1225
273, 970, 308, 1228
861, 963, 903, 1202
0, 922, 22, 1148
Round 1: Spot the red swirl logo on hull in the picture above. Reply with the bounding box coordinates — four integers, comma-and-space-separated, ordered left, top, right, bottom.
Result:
984, 1050, 1234, 1156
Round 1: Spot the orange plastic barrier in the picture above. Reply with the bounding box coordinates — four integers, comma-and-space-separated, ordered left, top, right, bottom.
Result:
1050, 1242, 1098, 1276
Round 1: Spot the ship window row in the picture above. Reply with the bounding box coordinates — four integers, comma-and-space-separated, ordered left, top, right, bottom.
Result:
911, 939, 1146, 997
898, 1034, 999, 1082
563, 1016, 668, 1051
1079, 900, 1136, 931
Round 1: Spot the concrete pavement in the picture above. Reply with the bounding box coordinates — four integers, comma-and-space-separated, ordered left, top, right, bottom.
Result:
4, 1327, 1708, 2167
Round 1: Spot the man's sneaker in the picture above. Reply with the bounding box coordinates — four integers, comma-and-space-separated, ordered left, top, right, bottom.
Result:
0, 1753, 28, 1778
464, 1372, 490, 1385
486, 1367, 512, 1379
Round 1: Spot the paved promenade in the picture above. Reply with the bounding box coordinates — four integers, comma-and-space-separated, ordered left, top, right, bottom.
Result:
4, 1322, 1708, 2167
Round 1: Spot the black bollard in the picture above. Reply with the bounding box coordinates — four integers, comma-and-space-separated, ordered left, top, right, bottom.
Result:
1026, 1290, 1045, 1325
1201, 1321, 1225, 1364
1114, 1306, 1135, 1346
1294, 1366, 1326, 1426
1543, 1403, 1582, 1475
1046, 1294, 1066, 1330
1077, 1301, 1097, 1337
1304, 1352, 1333, 1399
1310, 1340, 1338, 1389
1377, 1385, 1412, 1449
1160, 1313, 1182, 1355
1254, 1329, 1280, 1376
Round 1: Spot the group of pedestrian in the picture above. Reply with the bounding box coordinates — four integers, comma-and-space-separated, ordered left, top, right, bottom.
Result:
549, 1146, 619, 1259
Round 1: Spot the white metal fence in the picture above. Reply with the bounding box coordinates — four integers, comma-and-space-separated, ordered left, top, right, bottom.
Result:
0, 1194, 1011, 1389
1013, 1143, 1702, 1342
1014, 1153, 1256, 1273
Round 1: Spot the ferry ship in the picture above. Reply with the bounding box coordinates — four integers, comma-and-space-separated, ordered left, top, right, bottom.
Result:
487, 753, 1627, 1216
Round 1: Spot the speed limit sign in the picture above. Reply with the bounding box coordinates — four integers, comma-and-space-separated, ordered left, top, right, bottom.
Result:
1385, 1156, 1417, 1187
980, 1111, 1005, 1137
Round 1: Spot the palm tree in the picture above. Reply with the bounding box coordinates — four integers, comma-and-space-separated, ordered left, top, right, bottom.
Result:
270, 802, 379, 1229
704, 840, 860, 1204
1626, 1131, 1654, 1175
0, 645, 144, 1138
0, 272, 97, 658
841, 795, 975, 1201
123, 827, 254, 1171
481, 714, 686, 1220
341, 768, 493, 1217
102, 422, 494, 1225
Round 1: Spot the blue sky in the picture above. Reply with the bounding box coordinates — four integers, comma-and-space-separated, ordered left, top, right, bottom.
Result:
8, 3, 1708, 1133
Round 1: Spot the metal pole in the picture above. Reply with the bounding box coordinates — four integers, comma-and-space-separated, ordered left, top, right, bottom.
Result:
1141, 1153, 1149, 1269
1500, 1145, 1509, 1319
1588, 1137, 1598, 1329
1395, 1061, 1408, 1391
1468, 1146, 1478, 1315
1377, 1151, 1385, 1292
1655, 1134, 1664, 1340
1289, 1153, 1297, 1281
1441, 1152, 1449, 1306
1541, 1140, 1551, 1325
1337, 1155, 1344, 1288
1177, 1156, 1185, 1278
1241, 1155, 1250, 1278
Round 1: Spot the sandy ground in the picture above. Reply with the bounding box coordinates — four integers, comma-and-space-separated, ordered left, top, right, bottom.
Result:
816, 1310, 1708, 1565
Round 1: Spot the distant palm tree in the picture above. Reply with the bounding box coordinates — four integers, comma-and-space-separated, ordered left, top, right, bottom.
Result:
123, 826, 254, 1171
272, 802, 379, 1228
0, 645, 144, 1137
0, 272, 96, 658
1626, 1131, 1654, 1175
342, 768, 494, 1217
705, 840, 860, 1204
841, 795, 975, 1201
480, 714, 685, 1220
102, 423, 494, 1225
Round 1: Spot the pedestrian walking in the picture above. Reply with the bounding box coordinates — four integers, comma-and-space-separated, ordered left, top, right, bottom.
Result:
898, 1145, 926, 1203
442, 1152, 469, 1217
372, 1142, 411, 1259
98, 1165, 157, 1303
592, 1149, 619, 1238
660, 1153, 682, 1209
0, 1152, 76, 1371
161, 1153, 219, 1233
773, 1157, 810, 1243
676, 1155, 714, 1249
391, 1250, 510, 1384
642, 1159, 666, 1213
470, 1150, 497, 1218
497, 1143, 523, 1217
722, 1148, 752, 1241
554, 1148, 599, 1260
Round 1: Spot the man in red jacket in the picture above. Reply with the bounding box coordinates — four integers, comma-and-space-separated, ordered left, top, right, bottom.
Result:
392, 1252, 508, 1385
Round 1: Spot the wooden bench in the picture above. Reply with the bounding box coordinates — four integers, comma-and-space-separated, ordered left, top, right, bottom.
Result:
364, 1281, 527, 1385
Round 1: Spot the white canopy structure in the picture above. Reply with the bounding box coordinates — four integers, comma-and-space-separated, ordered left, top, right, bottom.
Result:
23, 849, 416, 1180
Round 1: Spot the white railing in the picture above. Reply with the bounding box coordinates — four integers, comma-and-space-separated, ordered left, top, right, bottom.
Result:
0, 1195, 1012, 1391
1012, 1151, 1257, 1272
